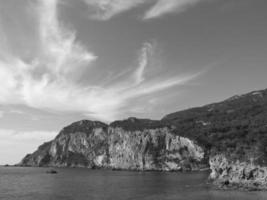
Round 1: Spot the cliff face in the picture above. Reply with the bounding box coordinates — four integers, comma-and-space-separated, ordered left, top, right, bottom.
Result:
107, 127, 204, 171
20, 118, 205, 171
21, 120, 109, 168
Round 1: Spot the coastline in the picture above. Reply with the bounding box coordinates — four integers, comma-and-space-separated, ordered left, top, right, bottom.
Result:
3, 163, 267, 191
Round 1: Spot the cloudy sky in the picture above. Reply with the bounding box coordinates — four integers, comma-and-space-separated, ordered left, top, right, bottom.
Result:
0, 0, 267, 164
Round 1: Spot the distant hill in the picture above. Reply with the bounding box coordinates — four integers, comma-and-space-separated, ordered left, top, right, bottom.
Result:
162, 89, 267, 165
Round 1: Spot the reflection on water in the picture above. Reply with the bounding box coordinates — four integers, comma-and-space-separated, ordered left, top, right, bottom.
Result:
0, 167, 266, 200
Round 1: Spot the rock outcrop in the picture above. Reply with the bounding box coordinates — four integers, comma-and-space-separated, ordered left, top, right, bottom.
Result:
209, 155, 267, 190
20, 118, 205, 171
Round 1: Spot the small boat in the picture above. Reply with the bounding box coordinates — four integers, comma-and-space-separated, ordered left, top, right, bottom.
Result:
46, 169, 58, 174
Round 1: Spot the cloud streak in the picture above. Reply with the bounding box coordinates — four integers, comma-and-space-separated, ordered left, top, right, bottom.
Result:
84, 0, 145, 20
37, 0, 97, 76
134, 42, 153, 85
84, 0, 206, 20
144, 0, 204, 20
0, 0, 202, 121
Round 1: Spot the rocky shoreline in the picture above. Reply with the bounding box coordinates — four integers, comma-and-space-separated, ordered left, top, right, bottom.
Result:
209, 155, 267, 191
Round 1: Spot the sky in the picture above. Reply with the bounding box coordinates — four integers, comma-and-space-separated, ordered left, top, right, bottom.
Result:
0, 0, 267, 164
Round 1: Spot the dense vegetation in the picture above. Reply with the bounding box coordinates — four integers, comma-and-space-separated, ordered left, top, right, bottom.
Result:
110, 117, 171, 131
162, 89, 267, 165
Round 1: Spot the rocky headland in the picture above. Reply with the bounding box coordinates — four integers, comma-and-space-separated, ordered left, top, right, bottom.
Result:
20, 118, 205, 171
20, 88, 267, 190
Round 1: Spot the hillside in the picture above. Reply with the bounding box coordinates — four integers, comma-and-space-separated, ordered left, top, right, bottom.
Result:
163, 89, 267, 165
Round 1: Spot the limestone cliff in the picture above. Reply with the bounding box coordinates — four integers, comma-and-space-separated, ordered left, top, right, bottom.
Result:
20, 118, 205, 171
21, 120, 109, 168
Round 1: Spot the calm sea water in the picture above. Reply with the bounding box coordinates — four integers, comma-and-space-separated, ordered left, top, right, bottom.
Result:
0, 167, 267, 200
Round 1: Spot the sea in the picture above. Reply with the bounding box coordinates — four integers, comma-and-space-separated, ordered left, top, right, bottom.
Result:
1, 166, 267, 200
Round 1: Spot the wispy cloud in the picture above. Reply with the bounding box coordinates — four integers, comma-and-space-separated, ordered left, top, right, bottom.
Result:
134, 42, 153, 85
84, 0, 146, 20
84, 0, 206, 20
144, 0, 204, 19
0, 0, 202, 122
37, 0, 97, 76
124, 73, 202, 99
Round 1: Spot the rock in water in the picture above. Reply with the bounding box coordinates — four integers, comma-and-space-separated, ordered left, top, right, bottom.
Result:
209, 154, 267, 190
46, 169, 58, 174
20, 118, 205, 171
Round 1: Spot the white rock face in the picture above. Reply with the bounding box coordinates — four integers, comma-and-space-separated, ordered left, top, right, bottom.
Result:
47, 128, 109, 167
20, 121, 205, 171
107, 127, 204, 171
